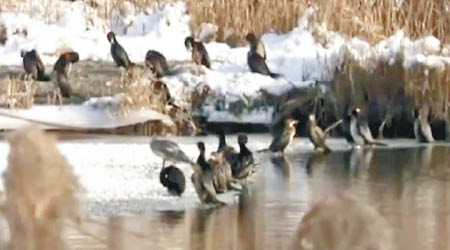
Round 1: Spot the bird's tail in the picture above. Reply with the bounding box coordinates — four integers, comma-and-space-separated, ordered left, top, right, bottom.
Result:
257, 148, 271, 153
166, 67, 184, 76
369, 140, 388, 146
37, 73, 52, 82
269, 72, 283, 79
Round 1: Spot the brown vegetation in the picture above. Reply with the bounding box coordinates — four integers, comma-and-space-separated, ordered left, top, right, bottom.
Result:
3, 0, 450, 45
3, 125, 79, 250
291, 193, 393, 250
0, 76, 36, 109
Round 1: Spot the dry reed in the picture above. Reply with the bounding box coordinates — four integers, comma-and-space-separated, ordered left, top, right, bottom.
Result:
3, 125, 79, 250
2, 0, 450, 45
117, 66, 167, 116
0, 76, 36, 109
291, 193, 393, 250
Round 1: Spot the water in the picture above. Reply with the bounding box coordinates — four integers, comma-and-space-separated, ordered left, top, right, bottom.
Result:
1, 134, 450, 250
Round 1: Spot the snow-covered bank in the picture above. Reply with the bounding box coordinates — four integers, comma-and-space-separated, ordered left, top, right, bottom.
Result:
0, 101, 173, 130
1, 1, 450, 127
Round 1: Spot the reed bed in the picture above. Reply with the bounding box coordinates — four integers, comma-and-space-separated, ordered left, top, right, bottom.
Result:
118, 66, 198, 135
2, 0, 450, 44
0, 76, 36, 109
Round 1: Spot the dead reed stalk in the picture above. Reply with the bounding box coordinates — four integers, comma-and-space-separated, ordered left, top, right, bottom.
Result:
3, 125, 79, 250
0, 76, 36, 109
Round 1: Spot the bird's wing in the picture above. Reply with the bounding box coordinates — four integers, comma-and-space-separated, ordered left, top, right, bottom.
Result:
35, 54, 46, 76
269, 133, 283, 152
248, 52, 271, 75
324, 119, 343, 136
420, 120, 435, 142
358, 121, 375, 143
168, 168, 185, 185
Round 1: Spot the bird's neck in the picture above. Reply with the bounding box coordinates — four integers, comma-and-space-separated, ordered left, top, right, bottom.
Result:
197, 151, 210, 171
218, 134, 226, 151
239, 143, 250, 154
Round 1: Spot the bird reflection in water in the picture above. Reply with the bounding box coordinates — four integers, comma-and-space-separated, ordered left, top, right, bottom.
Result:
271, 155, 293, 179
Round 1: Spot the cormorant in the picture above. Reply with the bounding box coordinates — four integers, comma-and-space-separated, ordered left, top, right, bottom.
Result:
107, 31, 133, 69
413, 107, 435, 143
192, 142, 225, 205
53, 51, 80, 98
150, 139, 193, 168
231, 134, 255, 179
217, 130, 237, 164
267, 118, 298, 154
145, 50, 168, 78
184, 36, 211, 68
160, 165, 185, 196
350, 108, 387, 146
246, 33, 280, 78
307, 114, 331, 153
245, 33, 266, 60
21, 49, 51, 81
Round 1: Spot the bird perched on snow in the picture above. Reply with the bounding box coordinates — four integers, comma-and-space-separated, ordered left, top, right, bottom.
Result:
192, 142, 226, 205
246, 32, 280, 78
350, 108, 387, 146
21, 49, 51, 81
150, 139, 193, 168
107, 31, 134, 69
413, 107, 435, 143
307, 114, 342, 154
261, 118, 298, 154
184, 36, 211, 69
53, 51, 80, 98
145, 50, 169, 78
159, 165, 185, 196
245, 33, 266, 61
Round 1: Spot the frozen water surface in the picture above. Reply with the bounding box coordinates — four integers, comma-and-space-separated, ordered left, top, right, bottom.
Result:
0, 134, 449, 249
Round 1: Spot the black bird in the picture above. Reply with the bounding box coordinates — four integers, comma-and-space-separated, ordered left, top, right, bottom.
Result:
350, 108, 387, 146
21, 49, 51, 81
341, 113, 355, 144
231, 134, 255, 179
265, 118, 298, 154
145, 50, 168, 78
213, 132, 239, 192
53, 51, 80, 98
107, 31, 133, 69
184, 36, 211, 69
245, 33, 266, 61
192, 142, 225, 205
217, 130, 237, 163
413, 108, 435, 143
160, 165, 185, 196
150, 139, 193, 168
246, 33, 280, 78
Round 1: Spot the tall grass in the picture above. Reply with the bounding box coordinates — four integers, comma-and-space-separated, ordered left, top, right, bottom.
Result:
0, 76, 36, 109
2, 0, 449, 44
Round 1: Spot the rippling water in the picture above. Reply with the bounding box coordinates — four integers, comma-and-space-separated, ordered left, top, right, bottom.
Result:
1, 135, 450, 250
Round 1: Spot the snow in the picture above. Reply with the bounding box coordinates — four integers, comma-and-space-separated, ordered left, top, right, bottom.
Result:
0, 98, 173, 130
1, 1, 450, 126
0, 134, 273, 212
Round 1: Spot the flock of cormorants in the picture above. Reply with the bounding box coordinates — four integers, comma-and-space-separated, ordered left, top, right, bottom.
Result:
17, 31, 438, 205
19, 31, 280, 99
151, 104, 436, 205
